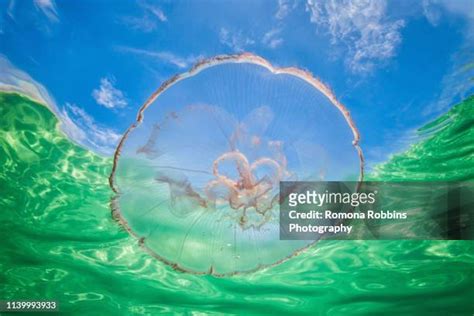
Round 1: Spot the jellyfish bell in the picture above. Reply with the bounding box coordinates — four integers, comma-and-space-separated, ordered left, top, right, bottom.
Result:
110, 53, 364, 276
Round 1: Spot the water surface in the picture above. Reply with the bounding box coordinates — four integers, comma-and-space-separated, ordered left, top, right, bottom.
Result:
0, 92, 473, 314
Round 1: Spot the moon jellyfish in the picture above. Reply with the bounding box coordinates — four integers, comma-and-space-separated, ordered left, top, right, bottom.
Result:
110, 53, 363, 276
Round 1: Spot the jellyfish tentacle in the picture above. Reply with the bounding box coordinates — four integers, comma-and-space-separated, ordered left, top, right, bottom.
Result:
213, 151, 254, 189
250, 157, 283, 183
205, 178, 238, 202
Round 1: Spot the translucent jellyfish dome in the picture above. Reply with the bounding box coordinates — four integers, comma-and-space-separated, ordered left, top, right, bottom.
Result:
110, 53, 363, 276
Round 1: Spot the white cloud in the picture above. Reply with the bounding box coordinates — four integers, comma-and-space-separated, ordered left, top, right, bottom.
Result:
140, 2, 167, 22
422, 0, 474, 34
122, 1, 167, 32
116, 46, 201, 69
33, 0, 59, 23
269, 38, 284, 49
276, 0, 296, 19
61, 103, 121, 154
92, 77, 127, 109
219, 28, 255, 52
4, 0, 58, 34
306, 0, 405, 73
7, 0, 16, 19
262, 28, 284, 49
422, 0, 442, 26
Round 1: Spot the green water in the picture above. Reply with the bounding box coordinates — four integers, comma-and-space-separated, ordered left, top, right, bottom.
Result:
0, 92, 473, 315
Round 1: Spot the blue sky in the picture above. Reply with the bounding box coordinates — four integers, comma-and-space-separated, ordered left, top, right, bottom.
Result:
1, 0, 473, 164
